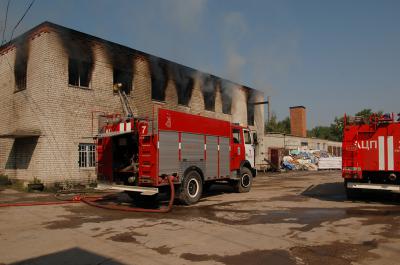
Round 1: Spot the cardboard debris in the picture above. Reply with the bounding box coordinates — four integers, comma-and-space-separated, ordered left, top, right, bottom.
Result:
281, 150, 341, 171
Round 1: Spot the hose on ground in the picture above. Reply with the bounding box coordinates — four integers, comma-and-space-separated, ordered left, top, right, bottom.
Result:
80, 176, 175, 213
0, 176, 175, 213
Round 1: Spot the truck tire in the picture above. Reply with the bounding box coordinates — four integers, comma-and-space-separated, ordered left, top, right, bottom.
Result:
233, 167, 253, 193
179, 170, 203, 205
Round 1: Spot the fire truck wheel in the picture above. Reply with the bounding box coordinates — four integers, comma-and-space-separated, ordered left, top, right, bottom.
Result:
179, 170, 203, 205
234, 167, 253, 193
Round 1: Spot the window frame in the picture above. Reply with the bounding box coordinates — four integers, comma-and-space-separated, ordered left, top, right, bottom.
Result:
68, 58, 91, 88
232, 128, 241, 144
243, 130, 252, 144
78, 143, 96, 168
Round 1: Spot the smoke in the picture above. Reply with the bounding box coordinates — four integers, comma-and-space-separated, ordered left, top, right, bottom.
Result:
14, 38, 29, 90
222, 12, 247, 83
220, 80, 238, 115
161, 0, 207, 33
195, 73, 217, 111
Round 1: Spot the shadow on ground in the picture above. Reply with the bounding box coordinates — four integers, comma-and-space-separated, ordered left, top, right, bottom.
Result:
10, 247, 125, 265
302, 181, 400, 205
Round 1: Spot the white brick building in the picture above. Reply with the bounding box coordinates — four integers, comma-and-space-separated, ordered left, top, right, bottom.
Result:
0, 22, 264, 185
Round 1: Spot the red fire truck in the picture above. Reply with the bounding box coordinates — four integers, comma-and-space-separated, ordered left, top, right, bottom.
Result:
342, 113, 400, 198
96, 106, 258, 205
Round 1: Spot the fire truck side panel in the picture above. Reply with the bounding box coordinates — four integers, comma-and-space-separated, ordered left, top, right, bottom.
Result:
157, 109, 231, 136
389, 125, 400, 171
219, 136, 231, 177
158, 131, 180, 176
205, 136, 218, 179
181, 133, 204, 162
155, 109, 235, 185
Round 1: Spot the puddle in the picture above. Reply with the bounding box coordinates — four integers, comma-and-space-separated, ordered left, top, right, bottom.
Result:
181, 249, 296, 265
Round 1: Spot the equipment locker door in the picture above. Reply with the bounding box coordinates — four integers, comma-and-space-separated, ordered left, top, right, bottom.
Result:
231, 127, 243, 171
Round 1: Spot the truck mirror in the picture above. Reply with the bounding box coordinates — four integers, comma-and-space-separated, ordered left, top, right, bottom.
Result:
252, 132, 258, 145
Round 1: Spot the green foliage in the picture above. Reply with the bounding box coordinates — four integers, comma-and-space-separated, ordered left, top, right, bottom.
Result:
265, 112, 291, 134
269, 108, 383, 142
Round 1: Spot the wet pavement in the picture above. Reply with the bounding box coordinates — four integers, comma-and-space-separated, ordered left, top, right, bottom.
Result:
1, 171, 400, 265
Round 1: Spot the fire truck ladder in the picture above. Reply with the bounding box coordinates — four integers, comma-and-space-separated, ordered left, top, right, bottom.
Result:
118, 89, 134, 118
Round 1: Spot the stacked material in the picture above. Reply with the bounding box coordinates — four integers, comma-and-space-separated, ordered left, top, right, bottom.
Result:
318, 157, 342, 170
281, 150, 341, 171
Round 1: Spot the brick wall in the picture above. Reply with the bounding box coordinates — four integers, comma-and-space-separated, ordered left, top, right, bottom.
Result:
290, 106, 306, 137
0, 24, 265, 184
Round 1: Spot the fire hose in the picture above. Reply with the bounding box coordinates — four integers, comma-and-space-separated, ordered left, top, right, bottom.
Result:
0, 176, 175, 213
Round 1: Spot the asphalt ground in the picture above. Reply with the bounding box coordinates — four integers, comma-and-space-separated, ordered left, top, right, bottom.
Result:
1, 170, 399, 265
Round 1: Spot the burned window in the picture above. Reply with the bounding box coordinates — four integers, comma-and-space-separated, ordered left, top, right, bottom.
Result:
247, 104, 255, 126
220, 81, 233, 114
149, 57, 168, 102
79, 143, 96, 168
69, 58, 91, 87
113, 68, 132, 95
201, 76, 216, 111
176, 77, 194, 106
246, 88, 255, 126
14, 41, 29, 91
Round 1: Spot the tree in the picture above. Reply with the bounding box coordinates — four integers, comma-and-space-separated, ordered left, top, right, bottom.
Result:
265, 112, 290, 134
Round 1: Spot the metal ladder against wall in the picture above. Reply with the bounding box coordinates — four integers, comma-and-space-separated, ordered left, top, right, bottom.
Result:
118, 89, 134, 118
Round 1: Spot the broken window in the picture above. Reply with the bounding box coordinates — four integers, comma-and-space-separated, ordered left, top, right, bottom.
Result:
220, 81, 232, 114
201, 76, 216, 111
176, 77, 194, 106
68, 58, 91, 87
14, 41, 29, 91
113, 68, 132, 95
78, 143, 96, 168
149, 57, 168, 102
247, 103, 255, 126
246, 89, 255, 126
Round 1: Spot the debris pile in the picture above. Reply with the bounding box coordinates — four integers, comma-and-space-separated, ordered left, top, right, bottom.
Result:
282, 150, 341, 171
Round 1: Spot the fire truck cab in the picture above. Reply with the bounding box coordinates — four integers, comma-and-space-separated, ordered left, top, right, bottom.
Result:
342, 113, 400, 198
96, 108, 258, 205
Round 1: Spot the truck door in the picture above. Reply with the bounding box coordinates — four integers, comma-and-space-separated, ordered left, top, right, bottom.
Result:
96, 137, 113, 182
243, 129, 255, 168
231, 127, 244, 171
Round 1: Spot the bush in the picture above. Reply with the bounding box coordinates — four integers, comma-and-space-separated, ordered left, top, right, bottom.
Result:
0, 174, 11, 186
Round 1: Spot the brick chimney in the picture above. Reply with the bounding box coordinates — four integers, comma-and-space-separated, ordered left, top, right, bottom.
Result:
290, 106, 306, 137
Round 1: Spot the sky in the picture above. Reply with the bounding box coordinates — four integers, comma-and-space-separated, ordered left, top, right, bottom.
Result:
0, 0, 399, 128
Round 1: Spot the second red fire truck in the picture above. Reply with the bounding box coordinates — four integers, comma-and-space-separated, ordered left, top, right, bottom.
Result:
96, 106, 258, 205
342, 113, 400, 198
